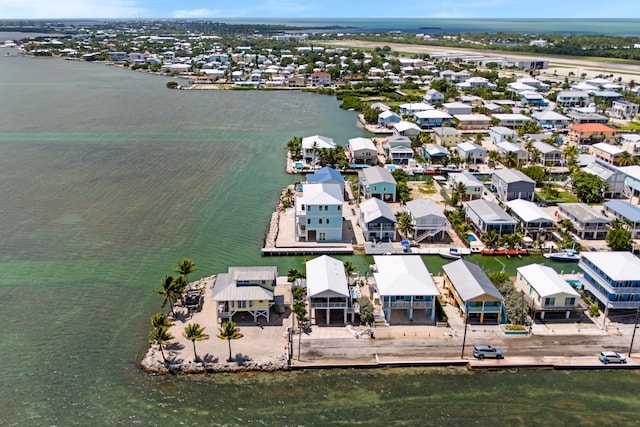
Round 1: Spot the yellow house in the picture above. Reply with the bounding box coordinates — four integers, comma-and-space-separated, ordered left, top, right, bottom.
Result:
212, 266, 277, 323
515, 264, 582, 320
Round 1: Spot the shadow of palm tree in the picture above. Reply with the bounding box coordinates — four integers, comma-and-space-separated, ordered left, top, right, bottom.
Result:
233, 353, 251, 366
165, 342, 185, 351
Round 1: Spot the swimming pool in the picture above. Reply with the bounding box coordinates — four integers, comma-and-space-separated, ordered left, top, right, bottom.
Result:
467, 234, 477, 242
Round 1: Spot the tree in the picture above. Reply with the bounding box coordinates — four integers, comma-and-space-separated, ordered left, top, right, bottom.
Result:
606, 227, 632, 251
520, 165, 549, 186
487, 150, 501, 165
151, 312, 174, 328
287, 268, 305, 282
217, 321, 244, 362
395, 211, 414, 239
149, 326, 174, 364
174, 258, 197, 286
483, 229, 500, 248
343, 261, 356, 283
154, 275, 181, 316
504, 151, 519, 168
563, 145, 578, 163
166, 81, 179, 89
571, 171, 609, 203
618, 151, 633, 167
357, 297, 374, 325
363, 106, 381, 124
183, 323, 209, 362
452, 181, 468, 204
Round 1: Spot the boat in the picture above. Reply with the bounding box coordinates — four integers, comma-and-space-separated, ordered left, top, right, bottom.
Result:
543, 248, 581, 262
440, 248, 462, 260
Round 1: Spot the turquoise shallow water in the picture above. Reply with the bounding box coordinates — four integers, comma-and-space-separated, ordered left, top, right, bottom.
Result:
0, 51, 639, 425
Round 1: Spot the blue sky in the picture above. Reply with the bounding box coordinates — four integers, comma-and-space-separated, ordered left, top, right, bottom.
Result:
0, 0, 639, 20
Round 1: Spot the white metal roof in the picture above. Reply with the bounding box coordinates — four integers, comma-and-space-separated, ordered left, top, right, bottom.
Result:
581, 252, 640, 281
414, 110, 452, 119
348, 137, 376, 151
517, 264, 580, 298
493, 168, 535, 184
306, 255, 349, 298
302, 183, 344, 205
505, 199, 554, 223
443, 259, 504, 302
302, 135, 335, 150
393, 121, 421, 132
372, 255, 439, 297
591, 142, 624, 155
360, 197, 396, 223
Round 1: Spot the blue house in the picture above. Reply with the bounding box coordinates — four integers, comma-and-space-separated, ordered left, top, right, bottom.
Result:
307, 166, 346, 195
294, 183, 344, 242
413, 110, 453, 129
358, 166, 397, 203
378, 110, 401, 128
579, 252, 640, 310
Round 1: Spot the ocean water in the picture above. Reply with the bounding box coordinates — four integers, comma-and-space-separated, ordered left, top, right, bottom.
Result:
1, 49, 640, 425
221, 18, 640, 37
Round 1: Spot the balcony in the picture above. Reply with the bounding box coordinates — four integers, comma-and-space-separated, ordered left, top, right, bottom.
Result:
310, 302, 348, 309
388, 301, 432, 309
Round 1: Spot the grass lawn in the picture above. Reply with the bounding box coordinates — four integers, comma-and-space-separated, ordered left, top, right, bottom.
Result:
617, 122, 640, 131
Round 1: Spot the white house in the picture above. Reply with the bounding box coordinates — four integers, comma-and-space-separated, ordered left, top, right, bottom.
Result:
348, 137, 377, 165
306, 255, 352, 325
301, 135, 336, 165
457, 141, 486, 164
295, 183, 344, 242
448, 171, 483, 200
516, 264, 582, 320
405, 199, 450, 242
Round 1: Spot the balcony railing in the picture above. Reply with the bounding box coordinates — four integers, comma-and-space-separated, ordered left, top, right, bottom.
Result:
467, 305, 502, 313
310, 302, 349, 309
388, 301, 432, 309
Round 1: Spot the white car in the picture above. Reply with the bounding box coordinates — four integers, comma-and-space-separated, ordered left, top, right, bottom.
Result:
599, 351, 627, 364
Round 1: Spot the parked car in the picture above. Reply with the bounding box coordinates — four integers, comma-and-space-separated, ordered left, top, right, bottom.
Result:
473, 345, 503, 360
599, 351, 627, 364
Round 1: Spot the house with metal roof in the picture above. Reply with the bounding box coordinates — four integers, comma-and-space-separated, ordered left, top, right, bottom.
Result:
413, 110, 453, 129
531, 140, 563, 166
505, 199, 556, 239
347, 137, 377, 166
432, 127, 461, 147
306, 166, 346, 195
579, 251, 640, 310
490, 126, 518, 144
358, 166, 397, 202
212, 266, 278, 323
305, 255, 352, 325
589, 142, 625, 166
610, 100, 639, 120
359, 197, 396, 242
496, 141, 529, 165
556, 91, 589, 108
301, 135, 336, 165
466, 199, 517, 235
491, 168, 536, 202
532, 110, 570, 129
295, 183, 344, 242
393, 120, 421, 137
557, 203, 610, 239
457, 141, 486, 164
492, 114, 531, 128
603, 200, 640, 238
515, 264, 582, 320
442, 102, 472, 116
405, 199, 450, 242
372, 255, 440, 324
399, 102, 432, 115
384, 135, 414, 165
454, 113, 492, 131
582, 159, 625, 198
378, 110, 401, 128
442, 259, 506, 324
423, 143, 450, 161
423, 88, 445, 105
448, 171, 483, 201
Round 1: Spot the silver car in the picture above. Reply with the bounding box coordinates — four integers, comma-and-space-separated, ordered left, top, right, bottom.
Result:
599, 351, 627, 364
473, 345, 503, 360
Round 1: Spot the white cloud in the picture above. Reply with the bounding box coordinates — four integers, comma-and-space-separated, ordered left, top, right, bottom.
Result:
171, 8, 222, 18
0, 0, 144, 19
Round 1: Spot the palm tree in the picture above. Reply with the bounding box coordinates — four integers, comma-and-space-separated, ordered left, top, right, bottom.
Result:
563, 145, 578, 164
452, 182, 468, 204
172, 275, 188, 302
504, 151, 519, 168
217, 321, 244, 362
483, 229, 500, 248
395, 211, 414, 239
154, 275, 181, 315
343, 260, 356, 281
487, 150, 501, 165
618, 151, 632, 167
174, 258, 197, 286
151, 312, 174, 328
149, 326, 174, 364
183, 323, 209, 362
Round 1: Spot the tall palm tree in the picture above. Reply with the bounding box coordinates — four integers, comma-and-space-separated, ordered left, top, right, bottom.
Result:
151, 312, 174, 328
452, 181, 468, 204
183, 323, 209, 362
149, 326, 174, 365
154, 275, 181, 315
618, 151, 632, 167
563, 145, 578, 164
504, 151, 519, 168
483, 229, 500, 248
487, 150, 501, 165
343, 261, 356, 284
174, 258, 197, 286
217, 321, 244, 362
395, 211, 414, 239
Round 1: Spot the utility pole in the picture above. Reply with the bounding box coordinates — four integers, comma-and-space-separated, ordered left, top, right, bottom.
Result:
629, 307, 640, 357
460, 311, 469, 359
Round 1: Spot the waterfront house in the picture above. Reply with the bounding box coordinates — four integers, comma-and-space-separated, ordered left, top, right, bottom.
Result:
496, 141, 528, 165
492, 168, 535, 202
557, 203, 610, 240
566, 112, 609, 125
432, 127, 461, 148
589, 142, 625, 166
603, 200, 640, 238
556, 91, 589, 108
442, 259, 506, 324
405, 199, 450, 242
399, 102, 432, 116
492, 114, 531, 128
568, 123, 617, 146
301, 135, 336, 165
306, 166, 346, 195
442, 102, 472, 116
466, 199, 517, 235
456, 76, 497, 91
212, 266, 277, 323
454, 114, 491, 131
515, 264, 582, 320
393, 121, 421, 137
532, 111, 570, 130
531, 141, 563, 166
413, 110, 453, 129
490, 126, 518, 145
347, 137, 377, 166
457, 142, 486, 164
384, 135, 414, 165
378, 110, 401, 128
582, 159, 625, 198
306, 255, 352, 325
370, 102, 391, 112
295, 183, 344, 242
505, 199, 555, 239
519, 91, 548, 107
310, 72, 331, 87
358, 166, 397, 203
372, 255, 440, 325
448, 172, 483, 201
359, 197, 396, 242
423, 89, 445, 105
579, 251, 640, 310
610, 100, 639, 120
423, 143, 449, 162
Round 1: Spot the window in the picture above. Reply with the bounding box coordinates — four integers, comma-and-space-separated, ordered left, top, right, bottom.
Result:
326, 218, 330, 224
238, 301, 246, 308
307, 218, 311, 225
318, 232, 326, 241
544, 297, 555, 307
565, 297, 575, 306
337, 205, 341, 211
319, 218, 323, 224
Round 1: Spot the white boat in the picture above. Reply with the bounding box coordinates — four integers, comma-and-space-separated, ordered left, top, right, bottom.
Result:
440, 248, 462, 260
543, 248, 581, 262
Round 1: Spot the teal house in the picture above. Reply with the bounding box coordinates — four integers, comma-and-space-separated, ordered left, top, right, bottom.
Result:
358, 166, 397, 203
